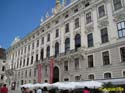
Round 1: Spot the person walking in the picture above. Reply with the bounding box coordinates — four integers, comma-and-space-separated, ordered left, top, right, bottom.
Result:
1, 84, 8, 93
83, 87, 90, 93
37, 88, 42, 93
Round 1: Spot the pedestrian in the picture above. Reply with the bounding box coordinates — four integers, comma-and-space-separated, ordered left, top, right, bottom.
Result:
1, 84, 8, 93
37, 87, 42, 93
83, 87, 90, 93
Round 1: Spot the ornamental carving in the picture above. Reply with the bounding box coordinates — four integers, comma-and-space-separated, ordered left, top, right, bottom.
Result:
85, 25, 94, 33
98, 20, 109, 28
113, 13, 125, 22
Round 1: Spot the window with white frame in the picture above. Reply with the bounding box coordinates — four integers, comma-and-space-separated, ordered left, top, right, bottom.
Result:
101, 28, 109, 43
102, 51, 110, 65
87, 33, 94, 47
31, 56, 33, 64
117, 21, 125, 38
98, 5, 105, 18
36, 40, 39, 47
104, 72, 112, 79
75, 58, 79, 70
41, 37, 44, 44
55, 29, 59, 38
75, 76, 80, 81
88, 55, 94, 68
64, 61, 68, 71
86, 12, 92, 24
75, 18, 80, 29
88, 74, 94, 80
123, 71, 125, 77
113, 0, 122, 11
65, 23, 69, 33
47, 34, 50, 42
120, 47, 125, 62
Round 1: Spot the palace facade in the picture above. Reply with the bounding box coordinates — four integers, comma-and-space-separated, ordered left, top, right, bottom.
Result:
6, 0, 125, 89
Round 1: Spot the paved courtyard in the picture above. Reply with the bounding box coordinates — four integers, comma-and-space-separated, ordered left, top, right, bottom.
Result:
9, 89, 21, 93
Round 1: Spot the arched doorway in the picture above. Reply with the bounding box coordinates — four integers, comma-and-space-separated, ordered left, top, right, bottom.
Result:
53, 66, 59, 83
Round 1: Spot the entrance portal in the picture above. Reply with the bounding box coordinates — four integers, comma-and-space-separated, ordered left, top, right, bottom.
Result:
53, 66, 59, 83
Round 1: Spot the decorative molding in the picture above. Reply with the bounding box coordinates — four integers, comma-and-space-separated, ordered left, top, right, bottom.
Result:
113, 13, 125, 22
98, 20, 109, 28
85, 25, 94, 33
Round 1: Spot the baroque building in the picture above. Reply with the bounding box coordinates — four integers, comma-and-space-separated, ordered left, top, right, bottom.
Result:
6, 0, 125, 89
0, 48, 6, 85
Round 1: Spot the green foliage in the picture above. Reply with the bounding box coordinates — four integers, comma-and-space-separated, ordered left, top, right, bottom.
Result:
103, 82, 114, 88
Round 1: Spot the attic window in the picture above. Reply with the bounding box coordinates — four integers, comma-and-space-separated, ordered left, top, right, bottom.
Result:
85, 2, 90, 7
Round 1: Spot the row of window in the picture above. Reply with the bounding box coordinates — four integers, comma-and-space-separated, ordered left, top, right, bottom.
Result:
14, 19, 125, 65
10, 0, 123, 53
63, 47, 125, 72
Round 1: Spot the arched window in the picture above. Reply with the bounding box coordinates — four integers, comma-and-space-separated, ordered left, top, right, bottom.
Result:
65, 38, 70, 52
55, 42, 59, 57
75, 34, 81, 50
46, 46, 50, 58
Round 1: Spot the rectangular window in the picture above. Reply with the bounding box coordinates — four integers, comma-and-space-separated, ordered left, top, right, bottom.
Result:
88, 74, 94, 80
120, 47, 125, 62
47, 34, 50, 42
86, 12, 92, 24
41, 37, 44, 44
28, 45, 30, 51
56, 29, 59, 38
36, 54, 38, 62
102, 51, 110, 65
123, 71, 125, 77
98, 5, 105, 18
64, 61, 68, 71
87, 33, 94, 47
75, 76, 80, 81
117, 21, 125, 38
75, 58, 79, 70
88, 55, 94, 68
32, 42, 34, 49
27, 57, 29, 66
74, 8, 78, 13
36, 40, 39, 47
101, 28, 109, 43
113, 0, 122, 11
65, 23, 69, 33
75, 18, 80, 29
104, 73, 111, 79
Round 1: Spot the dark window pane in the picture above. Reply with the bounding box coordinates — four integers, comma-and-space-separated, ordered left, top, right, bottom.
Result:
120, 47, 125, 62
101, 28, 109, 43
102, 51, 110, 65
87, 33, 94, 47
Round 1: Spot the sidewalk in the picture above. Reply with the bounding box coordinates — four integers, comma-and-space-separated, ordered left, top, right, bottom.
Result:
9, 89, 21, 93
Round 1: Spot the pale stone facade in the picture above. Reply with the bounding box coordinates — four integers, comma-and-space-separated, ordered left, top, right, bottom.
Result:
6, 0, 125, 88
0, 59, 6, 84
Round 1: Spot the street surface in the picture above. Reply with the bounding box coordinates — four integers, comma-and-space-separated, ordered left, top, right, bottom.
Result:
9, 89, 21, 93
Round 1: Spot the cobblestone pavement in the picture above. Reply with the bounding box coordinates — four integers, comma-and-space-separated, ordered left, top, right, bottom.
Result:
9, 89, 21, 93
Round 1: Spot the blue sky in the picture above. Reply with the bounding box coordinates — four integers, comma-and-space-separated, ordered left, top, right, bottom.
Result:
0, 0, 56, 49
